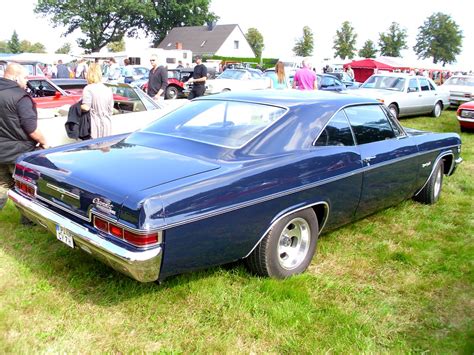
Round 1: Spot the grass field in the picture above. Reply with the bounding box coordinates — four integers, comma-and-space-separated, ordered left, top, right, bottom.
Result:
0, 109, 472, 353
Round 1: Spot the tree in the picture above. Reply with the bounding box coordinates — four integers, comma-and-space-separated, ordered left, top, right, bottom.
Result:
359, 40, 378, 58
141, 0, 218, 47
108, 38, 126, 52
414, 12, 463, 66
378, 22, 408, 57
293, 26, 314, 57
19, 40, 47, 53
0, 41, 10, 53
245, 28, 264, 59
55, 43, 72, 54
332, 21, 357, 59
35, 0, 148, 53
7, 30, 21, 53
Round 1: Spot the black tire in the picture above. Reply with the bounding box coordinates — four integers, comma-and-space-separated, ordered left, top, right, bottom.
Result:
165, 86, 179, 100
414, 160, 444, 204
432, 101, 442, 118
245, 209, 319, 278
388, 104, 399, 119
222, 88, 231, 92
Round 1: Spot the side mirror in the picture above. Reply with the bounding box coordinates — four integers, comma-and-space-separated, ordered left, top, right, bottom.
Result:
407, 87, 417, 93
54, 91, 61, 99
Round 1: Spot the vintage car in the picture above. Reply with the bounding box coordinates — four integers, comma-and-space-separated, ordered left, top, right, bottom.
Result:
442, 75, 474, 106
204, 68, 269, 94
326, 71, 361, 89
355, 73, 450, 119
28, 76, 82, 109
456, 101, 474, 132
132, 68, 194, 100
37, 83, 187, 147
8, 91, 462, 283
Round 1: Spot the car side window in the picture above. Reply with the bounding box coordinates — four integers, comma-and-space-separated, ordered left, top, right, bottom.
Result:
419, 78, 430, 91
408, 78, 419, 92
314, 111, 355, 147
428, 80, 436, 91
344, 105, 396, 145
381, 105, 406, 138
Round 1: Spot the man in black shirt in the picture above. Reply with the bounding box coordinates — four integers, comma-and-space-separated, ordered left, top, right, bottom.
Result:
187, 56, 207, 99
147, 55, 168, 100
0, 63, 48, 210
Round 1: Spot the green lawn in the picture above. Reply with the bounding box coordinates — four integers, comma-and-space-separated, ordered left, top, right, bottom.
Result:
0, 109, 472, 353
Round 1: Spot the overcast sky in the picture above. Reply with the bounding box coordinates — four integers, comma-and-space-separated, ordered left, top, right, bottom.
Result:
2, 0, 473, 70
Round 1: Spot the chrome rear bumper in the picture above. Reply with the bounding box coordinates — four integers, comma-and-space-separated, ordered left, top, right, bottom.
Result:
8, 189, 162, 282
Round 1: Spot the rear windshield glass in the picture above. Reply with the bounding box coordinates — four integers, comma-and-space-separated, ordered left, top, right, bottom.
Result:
142, 100, 287, 148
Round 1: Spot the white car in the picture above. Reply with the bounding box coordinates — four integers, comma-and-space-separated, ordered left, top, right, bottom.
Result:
442, 75, 474, 106
37, 83, 187, 147
354, 73, 450, 118
205, 68, 270, 94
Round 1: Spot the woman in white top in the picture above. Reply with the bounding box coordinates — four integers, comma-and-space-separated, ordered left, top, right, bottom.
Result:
81, 63, 114, 139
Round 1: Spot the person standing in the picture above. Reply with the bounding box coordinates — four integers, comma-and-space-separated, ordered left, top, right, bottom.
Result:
269, 61, 289, 89
293, 58, 318, 90
346, 65, 355, 81
75, 58, 88, 79
81, 63, 113, 139
187, 55, 207, 99
56, 59, 70, 78
0, 63, 49, 210
147, 55, 168, 100
123, 58, 134, 84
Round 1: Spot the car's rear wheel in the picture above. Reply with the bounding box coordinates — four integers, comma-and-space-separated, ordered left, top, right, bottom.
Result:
388, 104, 399, 119
245, 209, 318, 278
165, 86, 179, 100
432, 101, 442, 118
414, 160, 444, 204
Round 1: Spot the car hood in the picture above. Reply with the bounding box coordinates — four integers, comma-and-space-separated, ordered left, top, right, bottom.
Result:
443, 84, 474, 94
353, 88, 400, 99
19, 138, 220, 220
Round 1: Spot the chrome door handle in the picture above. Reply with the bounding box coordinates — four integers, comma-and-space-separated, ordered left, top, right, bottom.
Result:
363, 156, 376, 164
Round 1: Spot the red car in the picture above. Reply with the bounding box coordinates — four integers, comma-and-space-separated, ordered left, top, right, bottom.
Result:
457, 101, 474, 132
27, 76, 82, 109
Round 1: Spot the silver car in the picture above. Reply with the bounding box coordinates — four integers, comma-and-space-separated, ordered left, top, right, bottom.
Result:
442, 75, 474, 106
355, 73, 450, 118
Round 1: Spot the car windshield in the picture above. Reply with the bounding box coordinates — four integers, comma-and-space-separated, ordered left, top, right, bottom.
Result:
361, 76, 406, 91
218, 70, 246, 80
141, 100, 287, 148
444, 76, 474, 86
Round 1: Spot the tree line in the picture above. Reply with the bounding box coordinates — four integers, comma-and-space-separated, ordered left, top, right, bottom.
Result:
2, 1, 463, 67
292, 13, 463, 66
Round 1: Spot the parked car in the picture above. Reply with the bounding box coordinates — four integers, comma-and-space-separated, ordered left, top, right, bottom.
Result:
8, 90, 462, 283
1, 59, 46, 77
132, 68, 194, 100
326, 71, 361, 89
28, 76, 82, 109
317, 74, 347, 92
205, 68, 269, 94
37, 83, 188, 147
355, 73, 450, 118
456, 101, 474, 132
442, 75, 474, 106
51, 78, 88, 94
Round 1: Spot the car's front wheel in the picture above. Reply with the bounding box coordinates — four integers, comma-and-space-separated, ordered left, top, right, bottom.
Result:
388, 103, 399, 119
165, 86, 179, 100
414, 160, 444, 204
245, 209, 319, 278
432, 101, 442, 118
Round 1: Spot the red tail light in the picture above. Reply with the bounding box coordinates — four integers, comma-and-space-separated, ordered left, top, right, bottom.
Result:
15, 180, 36, 198
93, 215, 160, 248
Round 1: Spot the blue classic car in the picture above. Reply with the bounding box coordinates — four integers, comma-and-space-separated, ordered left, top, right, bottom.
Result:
8, 91, 462, 282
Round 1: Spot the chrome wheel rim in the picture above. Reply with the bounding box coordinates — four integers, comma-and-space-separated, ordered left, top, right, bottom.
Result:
277, 217, 311, 270
435, 104, 441, 117
434, 167, 442, 198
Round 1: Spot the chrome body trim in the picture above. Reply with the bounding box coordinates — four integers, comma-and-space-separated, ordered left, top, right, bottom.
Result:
414, 151, 454, 196
46, 183, 80, 200
8, 189, 162, 282
243, 201, 330, 258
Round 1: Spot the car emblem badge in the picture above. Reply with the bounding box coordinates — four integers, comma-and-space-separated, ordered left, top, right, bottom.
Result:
93, 197, 116, 215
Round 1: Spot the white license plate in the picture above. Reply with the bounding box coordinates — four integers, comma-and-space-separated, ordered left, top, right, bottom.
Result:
56, 225, 75, 248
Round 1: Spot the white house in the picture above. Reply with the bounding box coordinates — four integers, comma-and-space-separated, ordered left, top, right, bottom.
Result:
158, 23, 255, 58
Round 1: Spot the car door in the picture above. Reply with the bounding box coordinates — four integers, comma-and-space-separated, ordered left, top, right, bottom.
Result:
404, 77, 422, 115
418, 77, 436, 113
344, 104, 420, 218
